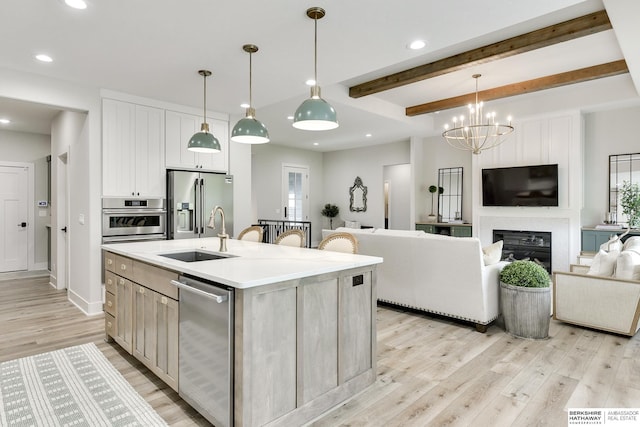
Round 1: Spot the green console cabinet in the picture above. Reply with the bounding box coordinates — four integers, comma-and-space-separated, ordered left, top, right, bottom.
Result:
416, 223, 472, 237
581, 227, 640, 252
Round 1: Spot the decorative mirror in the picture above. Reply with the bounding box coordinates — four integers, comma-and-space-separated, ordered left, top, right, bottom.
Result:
438, 167, 463, 222
609, 153, 640, 224
349, 176, 368, 212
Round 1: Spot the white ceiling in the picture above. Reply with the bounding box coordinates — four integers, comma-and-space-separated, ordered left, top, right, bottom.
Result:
0, 0, 639, 150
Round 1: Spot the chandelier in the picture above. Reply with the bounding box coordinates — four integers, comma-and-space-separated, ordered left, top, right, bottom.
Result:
442, 74, 513, 155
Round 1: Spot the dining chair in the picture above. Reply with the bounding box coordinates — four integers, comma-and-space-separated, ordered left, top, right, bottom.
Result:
237, 225, 264, 242
318, 232, 358, 254
274, 229, 305, 247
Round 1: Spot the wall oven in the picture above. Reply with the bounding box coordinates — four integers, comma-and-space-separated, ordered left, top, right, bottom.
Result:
102, 197, 167, 243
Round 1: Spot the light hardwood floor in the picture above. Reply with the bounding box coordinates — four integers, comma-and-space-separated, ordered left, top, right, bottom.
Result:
1, 277, 639, 427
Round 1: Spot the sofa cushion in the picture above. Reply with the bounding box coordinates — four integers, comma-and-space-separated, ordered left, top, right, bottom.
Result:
623, 236, 640, 254
615, 250, 640, 280
587, 249, 619, 277
483, 240, 503, 266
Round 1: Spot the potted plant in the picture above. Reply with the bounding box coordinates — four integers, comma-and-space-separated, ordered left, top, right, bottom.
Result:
321, 203, 340, 230
620, 180, 640, 228
427, 185, 443, 223
499, 260, 551, 339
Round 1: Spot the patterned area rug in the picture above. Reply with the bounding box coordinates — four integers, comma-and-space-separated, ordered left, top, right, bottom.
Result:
0, 343, 168, 426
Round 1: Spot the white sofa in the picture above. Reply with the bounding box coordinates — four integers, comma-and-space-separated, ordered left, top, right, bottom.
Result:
322, 227, 506, 330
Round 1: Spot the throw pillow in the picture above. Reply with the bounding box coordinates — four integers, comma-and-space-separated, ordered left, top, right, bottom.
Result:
614, 250, 640, 280
483, 240, 503, 266
623, 236, 640, 254
600, 235, 623, 252
587, 249, 619, 276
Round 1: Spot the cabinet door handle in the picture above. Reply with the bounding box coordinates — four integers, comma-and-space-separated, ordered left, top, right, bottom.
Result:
107, 321, 112, 328
120, 264, 127, 271
119, 278, 125, 285
139, 287, 145, 294
107, 301, 113, 307
161, 296, 168, 305
107, 278, 113, 285
107, 259, 113, 265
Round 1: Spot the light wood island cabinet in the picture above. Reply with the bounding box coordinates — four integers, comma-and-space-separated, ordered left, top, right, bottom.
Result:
234, 266, 376, 427
104, 251, 179, 391
103, 243, 379, 427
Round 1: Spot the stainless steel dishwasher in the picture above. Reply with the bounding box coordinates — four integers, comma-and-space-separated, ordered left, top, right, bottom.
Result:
171, 275, 234, 427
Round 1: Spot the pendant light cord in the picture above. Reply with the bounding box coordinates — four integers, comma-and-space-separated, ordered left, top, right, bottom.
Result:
203, 74, 207, 124
314, 15, 318, 85
249, 51, 253, 108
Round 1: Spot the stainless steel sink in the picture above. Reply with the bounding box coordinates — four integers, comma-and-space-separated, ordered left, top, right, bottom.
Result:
158, 250, 234, 262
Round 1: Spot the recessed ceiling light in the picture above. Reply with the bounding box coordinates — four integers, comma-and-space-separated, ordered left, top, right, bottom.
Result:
365, 133, 372, 138
35, 54, 53, 63
408, 40, 426, 50
240, 103, 250, 109
313, 142, 319, 146
287, 115, 294, 120
65, 0, 87, 9
305, 79, 316, 86
0, 118, 10, 124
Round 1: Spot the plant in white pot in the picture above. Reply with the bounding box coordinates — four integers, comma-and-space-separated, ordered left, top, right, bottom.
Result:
499, 260, 551, 339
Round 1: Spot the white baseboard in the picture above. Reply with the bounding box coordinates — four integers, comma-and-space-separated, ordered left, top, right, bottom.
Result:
67, 289, 104, 316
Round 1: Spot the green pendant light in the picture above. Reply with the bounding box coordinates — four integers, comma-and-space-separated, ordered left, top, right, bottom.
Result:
231, 44, 270, 144
293, 7, 338, 131
188, 69, 221, 153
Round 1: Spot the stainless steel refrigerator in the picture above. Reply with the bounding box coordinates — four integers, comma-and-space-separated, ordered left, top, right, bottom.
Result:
167, 170, 233, 239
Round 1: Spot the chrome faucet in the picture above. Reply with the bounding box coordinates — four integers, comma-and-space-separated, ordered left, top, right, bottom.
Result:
207, 206, 228, 252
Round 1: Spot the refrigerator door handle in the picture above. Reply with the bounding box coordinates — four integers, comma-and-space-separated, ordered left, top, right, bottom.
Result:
194, 178, 200, 235
200, 178, 205, 234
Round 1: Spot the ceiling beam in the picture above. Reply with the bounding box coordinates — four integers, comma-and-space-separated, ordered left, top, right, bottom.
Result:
349, 10, 612, 98
405, 60, 629, 116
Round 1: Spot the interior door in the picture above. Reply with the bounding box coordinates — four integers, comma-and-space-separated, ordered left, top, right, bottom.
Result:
0, 165, 28, 272
282, 165, 309, 221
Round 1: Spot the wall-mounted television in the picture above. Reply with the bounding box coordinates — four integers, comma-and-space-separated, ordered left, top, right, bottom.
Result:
482, 164, 558, 207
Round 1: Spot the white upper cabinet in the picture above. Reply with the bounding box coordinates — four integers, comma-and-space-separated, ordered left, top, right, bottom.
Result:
165, 110, 228, 173
103, 99, 165, 198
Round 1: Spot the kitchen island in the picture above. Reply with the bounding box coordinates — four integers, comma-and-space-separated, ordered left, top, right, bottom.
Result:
102, 237, 382, 427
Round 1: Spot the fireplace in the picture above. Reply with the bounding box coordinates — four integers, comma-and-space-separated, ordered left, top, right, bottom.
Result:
493, 229, 552, 273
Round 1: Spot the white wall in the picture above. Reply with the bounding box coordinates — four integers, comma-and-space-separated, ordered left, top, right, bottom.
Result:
413, 135, 472, 223
252, 144, 324, 245
583, 105, 640, 226
383, 164, 411, 229
0, 130, 51, 267
323, 141, 410, 229
229, 140, 252, 235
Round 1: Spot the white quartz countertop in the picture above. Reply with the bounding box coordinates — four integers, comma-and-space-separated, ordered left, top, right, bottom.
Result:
102, 237, 382, 289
